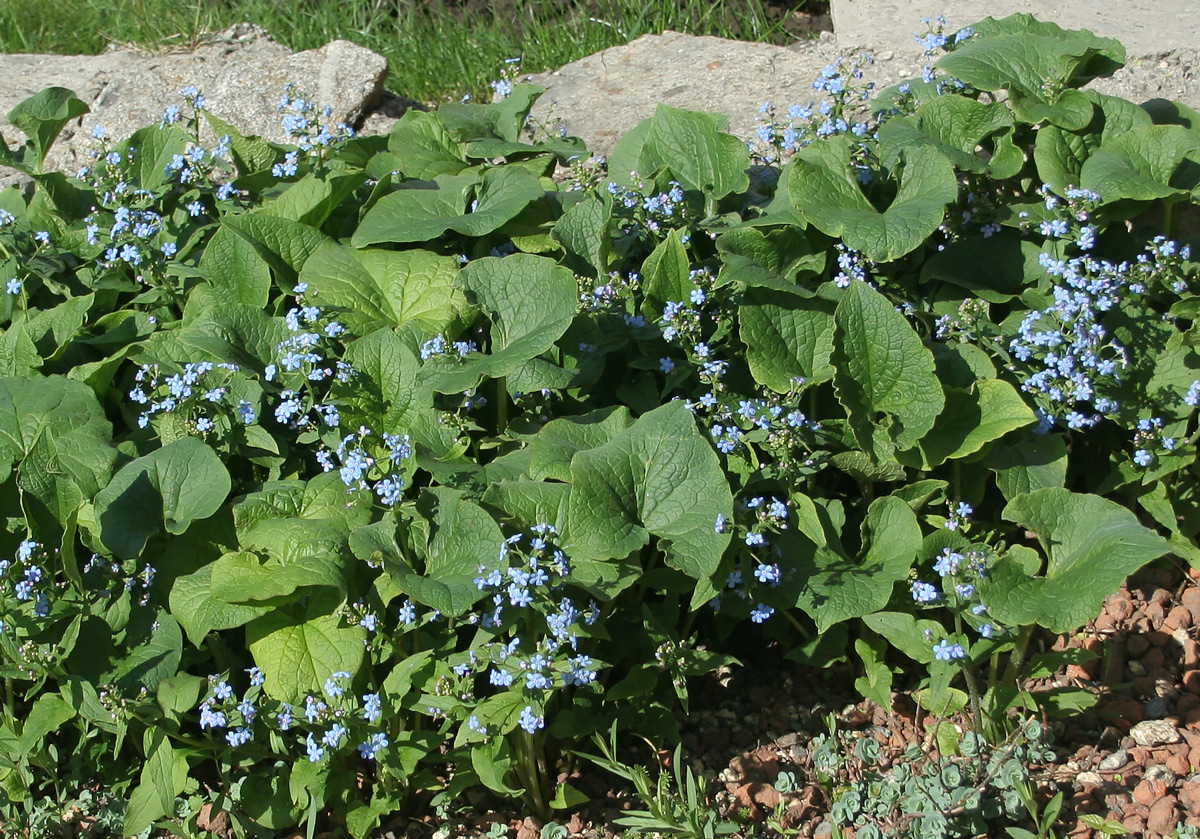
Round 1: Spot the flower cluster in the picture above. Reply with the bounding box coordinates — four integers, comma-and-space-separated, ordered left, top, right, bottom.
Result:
1006, 230, 1193, 440
314, 425, 413, 506
912, 545, 1000, 657
197, 669, 390, 761
0, 540, 53, 624
264, 285, 355, 430
750, 54, 875, 163
448, 525, 602, 737
81, 553, 157, 608
129, 360, 247, 432
277, 84, 355, 155
605, 175, 691, 236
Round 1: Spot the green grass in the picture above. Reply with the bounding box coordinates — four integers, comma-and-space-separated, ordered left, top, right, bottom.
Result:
0, 0, 822, 107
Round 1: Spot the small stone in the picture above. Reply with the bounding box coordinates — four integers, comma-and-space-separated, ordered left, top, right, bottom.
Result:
1128, 659, 1148, 677
1128, 635, 1151, 658
1147, 795, 1180, 835
1145, 697, 1169, 719
1076, 771, 1104, 787
1165, 605, 1193, 631
1131, 719, 1183, 748
1167, 752, 1192, 776
1099, 749, 1130, 771
1133, 778, 1167, 806
1145, 764, 1178, 786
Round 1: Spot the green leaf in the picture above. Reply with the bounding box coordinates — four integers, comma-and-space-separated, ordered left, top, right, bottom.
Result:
640, 228, 691, 315
111, 609, 183, 693
302, 244, 468, 335
247, 599, 366, 703
352, 167, 544, 246
417, 487, 504, 579
552, 193, 611, 277
1034, 91, 1152, 192
789, 138, 957, 262
263, 169, 368, 227
116, 124, 190, 193
987, 488, 1173, 633
6, 87, 89, 170
1080, 124, 1200, 203
430, 253, 578, 393
93, 437, 231, 559
832, 280, 944, 451
793, 496, 920, 632
208, 546, 347, 603
644, 104, 750, 201
862, 612, 947, 664
567, 401, 733, 595
0, 375, 112, 487
920, 232, 1041, 302
878, 96, 1016, 176
853, 634, 893, 711
18, 694, 75, 754
202, 110, 280, 175
739, 290, 835, 391
123, 728, 188, 836
935, 15, 1124, 129
909, 379, 1034, 467
200, 212, 331, 307
986, 435, 1068, 502
529, 407, 634, 482
386, 110, 469, 179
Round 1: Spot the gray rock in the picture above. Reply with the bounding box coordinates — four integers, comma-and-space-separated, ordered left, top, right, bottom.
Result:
0, 24, 387, 182
1144, 764, 1178, 786
1129, 719, 1183, 748
1075, 770, 1104, 786
1098, 749, 1130, 771
1144, 697, 1169, 719
526, 1, 1200, 161
830, 0, 1200, 61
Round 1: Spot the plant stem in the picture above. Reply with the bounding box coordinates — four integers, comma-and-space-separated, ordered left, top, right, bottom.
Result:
496, 375, 508, 435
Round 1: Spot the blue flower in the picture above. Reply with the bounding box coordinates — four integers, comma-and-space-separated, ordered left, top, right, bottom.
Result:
518, 706, 545, 733
750, 603, 775, 623
5, 278, 20, 295
932, 639, 966, 661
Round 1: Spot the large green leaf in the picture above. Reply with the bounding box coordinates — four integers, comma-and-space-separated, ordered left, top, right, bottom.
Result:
552, 193, 611, 277
169, 563, 271, 647
832, 281, 944, 451
878, 96, 1018, 177
643, 104, 750, 202
0, 375, 112, 488
907, 379, 1035, 468
93, 437, 231, 559
352, 167, 544, 246
429, 253, 578, 393
739, 290, 836, 391
248, 599, 366, 703
986, 435, 1069, 502
987, 488, 1172, 633
789, 138, 957, 262
936, 14, 1124, 129
385, 110, 469, 179
123, 728, 189, 836
639, 228, 691, 315
567, 401, 732, 591
529, 407, 634, 482
1033, 91, 1153, 192
1080, 124, 1200, 203
299, 242, 468, 334
199, 212, 331, 306
793, 496, 920, 632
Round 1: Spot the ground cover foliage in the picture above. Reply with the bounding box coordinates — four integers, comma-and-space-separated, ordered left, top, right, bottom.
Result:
1, 13, 1200, 839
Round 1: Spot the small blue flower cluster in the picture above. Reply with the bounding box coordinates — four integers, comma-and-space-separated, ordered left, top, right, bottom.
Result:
0, 540, 52, 624
912, 546, 1000, 658
315, 426, 412, 507
277, 84, 355, 154
265, 285, 355, 430
710, 495, 794, 623
605, 176, 689, 235
834, 244, 871, 288
1007, 229, 1193, 440
457, 525, 601, 736
129, 361, 246, 432
197, 668, 390, 761
751, 55, 875, 163
419, 334, 479, 360
81, 553, 157, 608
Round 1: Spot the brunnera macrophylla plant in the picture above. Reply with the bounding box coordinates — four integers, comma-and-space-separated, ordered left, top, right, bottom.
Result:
0, 11, 1198, 836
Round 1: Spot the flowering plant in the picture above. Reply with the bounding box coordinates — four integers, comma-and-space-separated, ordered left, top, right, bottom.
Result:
0, 12, 1196, 835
